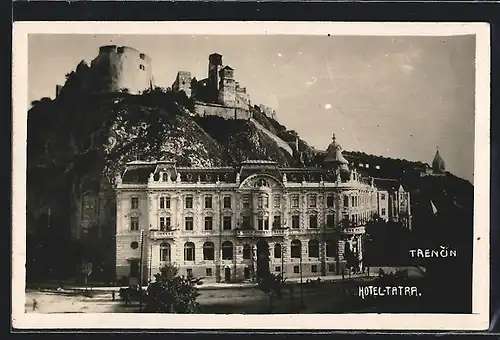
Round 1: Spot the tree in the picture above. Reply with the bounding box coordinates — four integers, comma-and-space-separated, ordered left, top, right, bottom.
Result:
143, 264, 202, 313
79, 260, 92, 290
257, 272, 286, 313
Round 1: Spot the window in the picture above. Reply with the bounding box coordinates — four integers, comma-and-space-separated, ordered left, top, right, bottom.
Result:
204, 196, 213, 209
273, 215, 281, 229
204, 216, 213, 231
257, 217, 269, 230
311, 265, 318, 273
203, 242, 214, 260
326, 214, 335, 228
351, 196, 355, 207
328, 264, 335, 272
243, 244, 252, 259
131, 197, 139, 209
185, 196, 193, 209
309, 214, 318, 229
184, 242, 195, 261
130, 216, 139, 231
185, 216, 194, 231
381, 208, 386, 215
274, 243, 282, 258
222, 241, 233, 260
223, 216, 232, 230
291, 195, 299, 208
159, 197, 170, 209
308, 239, 319, 258
243, 195, 251, 208
139, 53, 145, 60
292, 215, 300, 229
206, 268, 213, 277
130, 241, 138, 249
309, 195, 317, 208
326, 240, 336, 257
159, 217, 171, 231
242, 215, 251, 229
294, 266, 300, 274
291, 239, 301, 258
139, 64, 145, 70
275, 266, 281, 272
343, 196, 349, 207
381, 194, 386, 200
327, 195, 334, 207
273, 195, 280, 208
223, 196, 231, 209
187, 269, 193, 277
160, 243, 171, 262
258, 195, 268, 208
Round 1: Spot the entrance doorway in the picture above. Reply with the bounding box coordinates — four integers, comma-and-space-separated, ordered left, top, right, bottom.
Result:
224, 267, 231, 282
256, 240, 270, 279
129, 259, 140, 286
244, 267, 251, 280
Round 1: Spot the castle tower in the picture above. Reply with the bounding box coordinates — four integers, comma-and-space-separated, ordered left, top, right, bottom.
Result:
324, 133, 350, 179
218, 66, 236, 106
432, 146, 446, 173
87, 45, 154, 95
172, 71, 192, 97
208, 53, 223, 101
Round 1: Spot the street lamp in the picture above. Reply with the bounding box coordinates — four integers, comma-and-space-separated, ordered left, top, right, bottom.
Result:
299, 245, 304, 309
139, 229, 144, 311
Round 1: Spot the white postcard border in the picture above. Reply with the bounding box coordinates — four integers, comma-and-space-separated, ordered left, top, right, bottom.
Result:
12, 21, 491, 330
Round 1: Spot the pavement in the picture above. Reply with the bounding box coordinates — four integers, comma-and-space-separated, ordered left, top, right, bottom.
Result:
28, 266, 424, 293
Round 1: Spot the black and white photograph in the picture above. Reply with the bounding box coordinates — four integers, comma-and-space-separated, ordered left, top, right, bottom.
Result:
12, 22, 490, 330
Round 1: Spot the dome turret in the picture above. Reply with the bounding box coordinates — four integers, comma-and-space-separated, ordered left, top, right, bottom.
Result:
432, 147, 446, 173
324, 133, 350, 178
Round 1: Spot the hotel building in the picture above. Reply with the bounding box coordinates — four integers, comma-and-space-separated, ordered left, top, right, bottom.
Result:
115, 135, 411, 285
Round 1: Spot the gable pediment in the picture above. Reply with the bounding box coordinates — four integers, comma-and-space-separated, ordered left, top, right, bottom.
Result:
239, 174, 283, 190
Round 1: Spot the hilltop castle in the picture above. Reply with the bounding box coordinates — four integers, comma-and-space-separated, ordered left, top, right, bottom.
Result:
56, 45, 155, 97
56, 46, 276, 122
171, 53, 255, 120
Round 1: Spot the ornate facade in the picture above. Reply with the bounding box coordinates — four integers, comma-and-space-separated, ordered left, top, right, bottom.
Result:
115, 135, 412, 285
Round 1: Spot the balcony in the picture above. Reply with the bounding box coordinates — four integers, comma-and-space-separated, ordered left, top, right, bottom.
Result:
149, 229, 178, 240
235, 229, 289, 238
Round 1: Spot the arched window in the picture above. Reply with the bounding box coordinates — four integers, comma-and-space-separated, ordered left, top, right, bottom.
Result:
291, 239, 301, 258
203, 241, 214, 261
308, 239, 319, 258
243, 244, 252, 260
184, 242, 195, 261
160, 243, 171, 262
274, 243, 282, 258
162, 173, 168, 182
222, 241, 233, 260
326, 240, 336, 258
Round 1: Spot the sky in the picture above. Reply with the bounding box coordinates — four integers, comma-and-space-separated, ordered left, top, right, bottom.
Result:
28, 34, 476, 182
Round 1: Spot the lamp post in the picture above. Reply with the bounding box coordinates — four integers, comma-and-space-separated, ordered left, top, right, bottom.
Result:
281, 243, 284, 275
299, 246, 304, 309
139, 229, 144, 311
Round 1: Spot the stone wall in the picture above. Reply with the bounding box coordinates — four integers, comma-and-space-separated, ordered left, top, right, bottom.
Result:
194, 102, 251, 120
249, 118, 294, 156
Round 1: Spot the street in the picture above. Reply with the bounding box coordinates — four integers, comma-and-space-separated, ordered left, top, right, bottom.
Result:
25, 278, 377, 314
